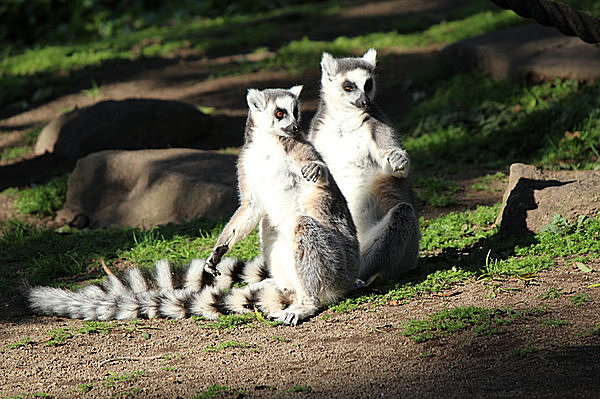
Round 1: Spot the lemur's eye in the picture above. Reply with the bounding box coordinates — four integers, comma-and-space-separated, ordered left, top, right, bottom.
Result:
342, 81, 355, 92
275, 109, 285, 120
364, 78, 373, 92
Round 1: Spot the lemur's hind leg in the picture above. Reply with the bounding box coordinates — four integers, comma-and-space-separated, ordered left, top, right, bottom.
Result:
359, 202, 420, 284
268, 216, 352, 326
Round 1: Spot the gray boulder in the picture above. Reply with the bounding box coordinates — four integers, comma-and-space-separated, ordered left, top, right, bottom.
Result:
497, 163, 600, 236
441, 24, 600, 82
56, 148, 238, 228
35, 99, 237, 162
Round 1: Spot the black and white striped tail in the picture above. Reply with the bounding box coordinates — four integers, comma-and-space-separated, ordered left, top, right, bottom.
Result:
29, 256, 273, 321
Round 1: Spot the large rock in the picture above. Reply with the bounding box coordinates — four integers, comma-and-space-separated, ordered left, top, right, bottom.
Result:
35, 99, 238, 162
497, 163, 600, 236
441, 24, 600, 82
56, 148, 238, 228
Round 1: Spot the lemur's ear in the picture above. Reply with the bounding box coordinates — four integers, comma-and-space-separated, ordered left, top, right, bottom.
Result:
362, 48, 377, 67
246, 89, 266, 111
320, 52, 337, 80
289, 85, 303, 98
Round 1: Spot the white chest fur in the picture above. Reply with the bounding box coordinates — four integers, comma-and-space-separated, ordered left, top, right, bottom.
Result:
312, 114, 383, 235
243, 136, 302, 232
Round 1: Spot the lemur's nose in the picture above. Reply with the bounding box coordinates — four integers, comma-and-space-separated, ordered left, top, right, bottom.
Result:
361, 97, 371, 108
285, 122, 301, 134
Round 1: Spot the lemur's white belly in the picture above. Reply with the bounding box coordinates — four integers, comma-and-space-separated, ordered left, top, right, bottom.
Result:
244, 139, 302, 236
312, 121, 383, 240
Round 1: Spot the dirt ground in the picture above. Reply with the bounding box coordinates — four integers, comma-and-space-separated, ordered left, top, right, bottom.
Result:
1, 1, 599, 398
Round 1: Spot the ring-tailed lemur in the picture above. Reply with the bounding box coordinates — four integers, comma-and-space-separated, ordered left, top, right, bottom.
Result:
29, 86, 359, 326
308, 49, 420, 285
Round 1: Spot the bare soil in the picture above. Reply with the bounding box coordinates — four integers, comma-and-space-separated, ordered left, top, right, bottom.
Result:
1, 1, 599, 398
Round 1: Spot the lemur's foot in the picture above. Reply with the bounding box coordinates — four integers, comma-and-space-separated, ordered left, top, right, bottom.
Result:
268, 304, 318, 326
301, 161, 328, 184
385, 148, 410, 177
204, 245, 228, 276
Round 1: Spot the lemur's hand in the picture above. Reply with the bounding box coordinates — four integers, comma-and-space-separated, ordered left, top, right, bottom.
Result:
204, 244, 228, 276
301, 161, 328, 184
385, 148, 410, 177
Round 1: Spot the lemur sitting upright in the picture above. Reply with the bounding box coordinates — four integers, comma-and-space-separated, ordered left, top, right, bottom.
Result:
203, 86, 359, 325
308, 49, 420, 285
29, 86, 359, 326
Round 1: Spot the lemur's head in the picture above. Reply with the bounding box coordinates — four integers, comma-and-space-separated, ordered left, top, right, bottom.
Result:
246, 86, 303, 138
320, 49, 376, 111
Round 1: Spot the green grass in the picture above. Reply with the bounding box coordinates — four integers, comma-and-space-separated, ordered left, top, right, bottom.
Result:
571, 293, 591, 307
403, 74, 600, 170
103, 371, 144, 388
332, 210, 599, 312
470, 172, 507, 192
191, 385, 246, 399
10, 175, 69, 216
6, 337, 33, 349
400, 306, 540, 343
0, 146, 30, 162
415, 177, 460, 207
287, 385, 312, 393
205, 340, 256, 352
538, 287, 563, 300
541, 318, 569, 328
45, 327, 74, 346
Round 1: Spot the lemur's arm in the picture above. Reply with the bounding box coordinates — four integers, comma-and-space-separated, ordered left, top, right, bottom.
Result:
289, 139, 330, 186
370, 115, 410, 178
204, 198, 262, 276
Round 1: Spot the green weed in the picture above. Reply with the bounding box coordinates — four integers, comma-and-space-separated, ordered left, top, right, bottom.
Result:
75, 383, 93, 393
198, 313, 257, 330
470, 172, 507, 191
6, 337, 32, 348
538, 287, 563, 300
0, 146, 30, 162
415, 177, 460, 207
102, 371, 144, 388
191, 385, 245, 399
541, 318, 569, 328
287, 385, 312, 393
400, 307, 538, 342
12, 175, 68, 216
205, 340, 256, 352
571, 293, 591, 307
76, 321, 115, 334
45, 327, 74, 346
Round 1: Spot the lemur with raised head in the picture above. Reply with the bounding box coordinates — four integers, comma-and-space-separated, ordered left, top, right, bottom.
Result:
29, 86, 359, 326
308, 49, 420, 285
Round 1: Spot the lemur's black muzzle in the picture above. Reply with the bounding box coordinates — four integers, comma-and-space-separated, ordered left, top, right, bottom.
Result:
353, 93, 371, 109
284, 121, 301, 134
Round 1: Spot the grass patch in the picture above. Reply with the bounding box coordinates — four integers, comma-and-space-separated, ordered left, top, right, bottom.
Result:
191, 385, 246, 399
6, 337, 33, 349
11, 175, 69, 216
45, 327, 74, 346
102, 371, 144, 388
287, 385, 313, 393
541, 318, 569, 328
470, 172, 507, 191
400, 306, 539, 342
198, 313, 258, 330
571, 293, 591, 307
403, 73, 600, 170
0, 146, 30, 162
205, 340, 256, 352
415, 177, 460, 207
538, 287, 563, 300
75, 384, 93, 393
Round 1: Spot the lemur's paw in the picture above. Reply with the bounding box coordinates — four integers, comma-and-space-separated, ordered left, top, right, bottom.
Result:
301, 161, 328, 184
268, 310, 300, 326
385, 148, 410, 177
268, 304, 317, 326
204, 245, 228, 276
